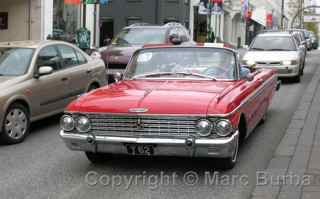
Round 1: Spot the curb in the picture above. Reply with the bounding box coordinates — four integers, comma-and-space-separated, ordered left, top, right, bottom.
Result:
251, 61, 320, 199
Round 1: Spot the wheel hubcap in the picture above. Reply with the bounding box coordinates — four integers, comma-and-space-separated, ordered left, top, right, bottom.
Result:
231, 137, 239, 163
4, 108, 27, 139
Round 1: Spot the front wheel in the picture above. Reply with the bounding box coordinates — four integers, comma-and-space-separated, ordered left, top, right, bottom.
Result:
214, 135, 239, 170
85, 152, 110, 164
0, 103, 30, 144
292, 74, 301, 83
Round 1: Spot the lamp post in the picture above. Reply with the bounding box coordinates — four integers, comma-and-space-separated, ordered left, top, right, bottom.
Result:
281, 0, 284, 28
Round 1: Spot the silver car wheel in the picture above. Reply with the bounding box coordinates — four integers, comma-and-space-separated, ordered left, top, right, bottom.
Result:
4, 108, 28, 139
231, 136, 239, 163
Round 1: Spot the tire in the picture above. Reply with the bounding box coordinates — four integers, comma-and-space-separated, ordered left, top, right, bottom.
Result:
292, 75, 301, 83
259, 106, 268, 125
0, 103, 30, 144
87, 84, 99, 92
214, 135, 239, 170
85, 152, 110, 164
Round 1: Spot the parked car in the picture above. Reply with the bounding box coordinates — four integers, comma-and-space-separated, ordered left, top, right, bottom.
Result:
99, 22, 192, 83
290, 31, 307, 58
60, 44, 279, 170
0, 40, 106, 144
310, 31, 319, 50
243, 31, 305, 82
288, 29, 309, 51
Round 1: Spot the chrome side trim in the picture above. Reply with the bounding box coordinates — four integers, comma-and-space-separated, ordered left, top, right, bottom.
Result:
208, 74, 277, 117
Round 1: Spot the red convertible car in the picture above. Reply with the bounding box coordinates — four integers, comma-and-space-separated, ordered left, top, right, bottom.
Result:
60, 44, 280, 170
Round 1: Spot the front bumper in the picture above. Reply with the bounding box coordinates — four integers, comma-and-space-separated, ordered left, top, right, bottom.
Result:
60, 130, 239, 158
256, 65, 300, 77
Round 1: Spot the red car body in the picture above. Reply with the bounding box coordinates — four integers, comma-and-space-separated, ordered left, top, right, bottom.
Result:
60, 45, 279, 169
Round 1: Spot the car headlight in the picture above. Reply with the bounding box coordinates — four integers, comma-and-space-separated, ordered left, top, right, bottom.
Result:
60, 115, 75, 132
215, 119, 234, 137
75, 116, 91, 133
283, 60, 298, 65
196, 119, 213, 137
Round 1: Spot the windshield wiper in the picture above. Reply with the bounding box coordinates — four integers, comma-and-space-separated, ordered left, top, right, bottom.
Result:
133, 72, 216, 80
268, 49, 289, 51
250, 47, 265, 51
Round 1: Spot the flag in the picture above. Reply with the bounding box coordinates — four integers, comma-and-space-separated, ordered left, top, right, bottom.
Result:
100, 0, 109, 6
64, 0, 81, 4
241, 0, 249, 19
85, 0, 96, 4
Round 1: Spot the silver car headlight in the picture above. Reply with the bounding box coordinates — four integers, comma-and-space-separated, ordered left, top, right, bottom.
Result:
215, 119, 234, 137
283, 60, 298, 65
196, 119, 213, 137
60, 115, 75, 132
76, 116, 91, 133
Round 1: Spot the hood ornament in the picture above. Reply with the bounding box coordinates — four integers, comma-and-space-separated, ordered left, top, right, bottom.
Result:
129, 108, 149, 113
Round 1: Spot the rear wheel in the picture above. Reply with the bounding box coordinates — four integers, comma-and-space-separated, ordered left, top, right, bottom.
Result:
85, 152, 110, 164
0, 103, 30, 144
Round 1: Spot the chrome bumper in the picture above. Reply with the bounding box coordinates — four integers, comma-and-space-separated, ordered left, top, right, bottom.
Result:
60, 130, 239, 158
257, 65, 300, 77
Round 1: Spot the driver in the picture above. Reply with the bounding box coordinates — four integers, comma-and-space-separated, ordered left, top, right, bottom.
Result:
203, 53, 235, 79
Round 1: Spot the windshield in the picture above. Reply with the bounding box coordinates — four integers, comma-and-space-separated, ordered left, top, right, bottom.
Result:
125, 48, 236, 80
250, 36, 296, 51
112, 28, 167, 45
0, 48, 34, 76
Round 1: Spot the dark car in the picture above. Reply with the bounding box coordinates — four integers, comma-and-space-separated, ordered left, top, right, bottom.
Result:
310, 31, 318, 50
99, 22, 192, 83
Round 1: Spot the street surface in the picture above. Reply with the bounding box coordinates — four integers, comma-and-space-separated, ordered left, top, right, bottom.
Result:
0, 51, 319, 199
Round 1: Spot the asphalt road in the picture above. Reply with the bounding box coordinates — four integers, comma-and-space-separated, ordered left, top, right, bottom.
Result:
0, 51, 319, 199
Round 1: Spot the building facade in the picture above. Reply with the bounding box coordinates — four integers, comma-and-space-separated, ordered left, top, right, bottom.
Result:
99, 0, 190, 47
0, 0, 82, 43
189, 0, 246, 47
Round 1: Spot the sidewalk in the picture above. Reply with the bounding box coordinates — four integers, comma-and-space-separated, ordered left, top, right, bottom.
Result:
251, 65, 320, 199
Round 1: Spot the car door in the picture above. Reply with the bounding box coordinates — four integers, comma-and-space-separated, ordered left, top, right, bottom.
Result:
29, 45, 71, 117
57, 44, 90, 101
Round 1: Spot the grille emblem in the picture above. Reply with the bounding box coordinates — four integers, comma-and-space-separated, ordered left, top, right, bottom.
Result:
128, 108, 149, 113
136, 117, 144, 129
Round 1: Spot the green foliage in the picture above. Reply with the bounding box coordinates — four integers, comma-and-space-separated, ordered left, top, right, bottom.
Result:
304, 22, 318, 35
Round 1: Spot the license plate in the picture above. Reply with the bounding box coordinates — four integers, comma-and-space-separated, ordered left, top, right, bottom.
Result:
125, 144, 155, 156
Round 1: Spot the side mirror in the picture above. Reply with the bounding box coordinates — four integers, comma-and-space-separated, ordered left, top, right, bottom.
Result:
114, 72, 123, 82
245, 73, 255, 81
169, 33, 182, 45
104, 38, 112, 46
37, 66, 53, 78
240, 66, 254, 81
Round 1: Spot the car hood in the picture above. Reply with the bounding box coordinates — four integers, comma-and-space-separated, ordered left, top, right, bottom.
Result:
243, 51, 299, 62
0, 76, 19, 90
68, 80, 237, 115
101, 44, 142, 64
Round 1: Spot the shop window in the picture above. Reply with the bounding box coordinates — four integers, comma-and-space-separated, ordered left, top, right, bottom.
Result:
52, 0, 81, 43
0, 12, 8, 30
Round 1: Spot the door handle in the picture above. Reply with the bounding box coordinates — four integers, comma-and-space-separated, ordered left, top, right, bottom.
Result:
86, 70, 92, 74
61, 77, 69, 81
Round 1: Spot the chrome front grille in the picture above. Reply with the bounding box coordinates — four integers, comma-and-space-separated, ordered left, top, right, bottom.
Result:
87, 114, 204, 138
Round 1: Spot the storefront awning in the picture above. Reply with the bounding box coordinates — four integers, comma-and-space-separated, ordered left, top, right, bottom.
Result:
251, 8, 266, 27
